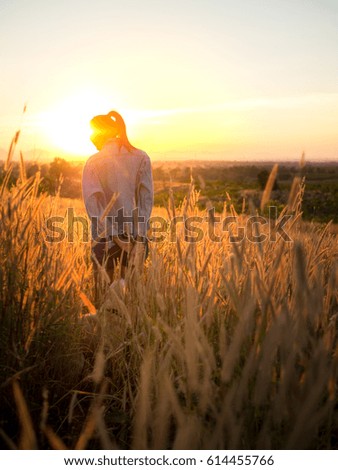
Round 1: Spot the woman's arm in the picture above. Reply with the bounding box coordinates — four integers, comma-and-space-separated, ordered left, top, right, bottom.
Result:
82, 163, 106, 239
136, 154, 154, 238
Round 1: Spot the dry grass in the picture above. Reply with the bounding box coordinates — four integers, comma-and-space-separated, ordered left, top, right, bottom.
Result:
0, 143, 337, 450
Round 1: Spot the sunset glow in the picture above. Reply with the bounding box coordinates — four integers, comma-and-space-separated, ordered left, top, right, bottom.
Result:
38, 88, 124, 155
0, 0, 337, 161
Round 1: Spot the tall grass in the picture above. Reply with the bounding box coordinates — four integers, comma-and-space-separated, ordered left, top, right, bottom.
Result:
0, 148, 337, 449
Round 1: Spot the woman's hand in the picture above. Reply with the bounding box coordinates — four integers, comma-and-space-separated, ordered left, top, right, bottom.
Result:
112, 236, 134, 254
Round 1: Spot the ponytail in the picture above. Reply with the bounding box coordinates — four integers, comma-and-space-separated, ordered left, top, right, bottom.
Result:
107, 111, 138, 153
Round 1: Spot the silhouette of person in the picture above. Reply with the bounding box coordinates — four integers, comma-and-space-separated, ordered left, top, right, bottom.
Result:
82, 111, 153, 304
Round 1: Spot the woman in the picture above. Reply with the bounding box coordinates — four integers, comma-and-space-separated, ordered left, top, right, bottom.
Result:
82, 111, 153, 304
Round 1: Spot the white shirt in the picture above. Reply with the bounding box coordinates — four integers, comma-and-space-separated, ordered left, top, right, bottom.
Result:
82, 140, 153, 240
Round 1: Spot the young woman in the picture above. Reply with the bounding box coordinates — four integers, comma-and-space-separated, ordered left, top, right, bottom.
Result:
82, 111, 153, 304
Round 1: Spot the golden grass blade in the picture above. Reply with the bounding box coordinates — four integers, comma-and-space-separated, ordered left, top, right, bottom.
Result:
68, 391, 78, 425
79, 291, 97, 315
132, 352, 153, 449
95, 407, 118, 450
19, 151, 26, 182
55, 263, 74, 291
74, 410, 97, 450
72, 270, 97, 314
287, 176, 302, 211
5, 130, 20, 171
12, 380, 37, 449
0, 164, 14, 198
74, 381, 108, 450
260, 163, 278, 211
43, 426, 68, 450
91, 344, 105, 384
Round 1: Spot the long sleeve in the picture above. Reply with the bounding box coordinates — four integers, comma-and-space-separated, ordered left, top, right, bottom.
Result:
82, 163, 106, 239
136, 154, 153, 238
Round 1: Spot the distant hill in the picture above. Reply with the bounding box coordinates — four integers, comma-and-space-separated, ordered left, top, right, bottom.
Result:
21, 148, 58, 162
0, 147, 64, 163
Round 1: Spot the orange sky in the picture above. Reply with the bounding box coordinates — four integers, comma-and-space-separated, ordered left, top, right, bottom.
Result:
1, 0, 338, 161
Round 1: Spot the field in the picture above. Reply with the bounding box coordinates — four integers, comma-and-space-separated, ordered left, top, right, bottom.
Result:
0, 152, 338, 450
3, 157, 337, 224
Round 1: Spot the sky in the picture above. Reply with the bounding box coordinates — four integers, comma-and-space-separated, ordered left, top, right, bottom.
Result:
0, 0, 337, 161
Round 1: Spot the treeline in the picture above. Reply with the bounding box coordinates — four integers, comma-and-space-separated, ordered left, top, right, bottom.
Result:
1, 157, 276, 198
153, 162, 338, 224
0, 157, 83, 198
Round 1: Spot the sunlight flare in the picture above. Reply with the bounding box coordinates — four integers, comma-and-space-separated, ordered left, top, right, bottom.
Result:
39, 88, 130, 156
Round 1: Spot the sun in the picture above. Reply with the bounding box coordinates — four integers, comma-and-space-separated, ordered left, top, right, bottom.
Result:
40, 88, 133, 157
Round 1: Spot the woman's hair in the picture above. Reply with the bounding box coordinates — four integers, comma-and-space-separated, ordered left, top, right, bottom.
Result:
90, 111, 137, 152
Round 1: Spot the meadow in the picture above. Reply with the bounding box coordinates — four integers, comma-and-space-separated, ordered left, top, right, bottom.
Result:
0, 148, 337, 449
